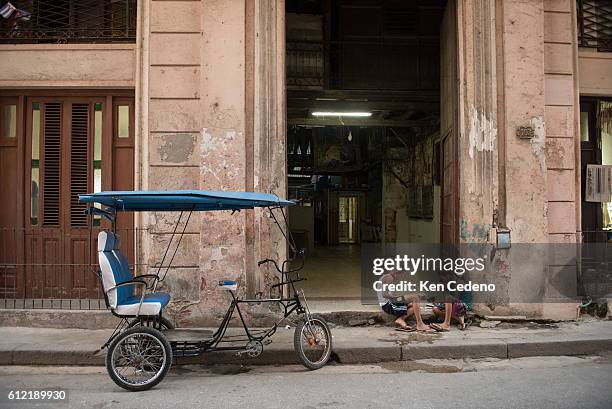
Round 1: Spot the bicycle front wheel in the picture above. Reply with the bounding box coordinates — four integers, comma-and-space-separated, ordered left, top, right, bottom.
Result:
294, 314, 332, 370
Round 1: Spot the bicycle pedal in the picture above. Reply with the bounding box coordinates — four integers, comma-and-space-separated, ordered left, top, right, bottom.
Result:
263, 339, 272, 345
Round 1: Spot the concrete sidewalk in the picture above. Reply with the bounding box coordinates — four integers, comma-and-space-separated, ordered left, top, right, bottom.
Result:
0, 320, 611, 366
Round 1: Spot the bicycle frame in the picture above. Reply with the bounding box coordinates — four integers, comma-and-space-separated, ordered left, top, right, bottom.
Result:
173, 238, 312, 357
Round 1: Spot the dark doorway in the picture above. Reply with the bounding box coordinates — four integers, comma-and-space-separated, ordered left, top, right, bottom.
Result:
285, 0, 451, 300
580, 97, 612, 243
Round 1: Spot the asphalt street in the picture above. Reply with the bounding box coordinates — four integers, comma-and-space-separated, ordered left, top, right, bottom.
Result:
0, 356, 611, 409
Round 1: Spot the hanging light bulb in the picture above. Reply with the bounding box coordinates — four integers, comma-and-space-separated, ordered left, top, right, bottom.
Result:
347, 130, 353, 142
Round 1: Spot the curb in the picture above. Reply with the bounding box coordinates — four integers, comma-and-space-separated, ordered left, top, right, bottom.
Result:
506, 337, 612, 358
6, 350, 105, 366
2, 338, 611, 366
401, 340, 508, 361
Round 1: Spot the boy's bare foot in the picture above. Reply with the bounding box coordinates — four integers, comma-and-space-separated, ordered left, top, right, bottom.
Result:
430, 323, 450, 332
416, 324, 435, 333
394, 318, 412, 330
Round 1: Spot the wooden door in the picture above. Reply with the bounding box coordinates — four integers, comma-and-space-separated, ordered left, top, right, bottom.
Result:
0, 96, 25, 299
338, 195, 359, 244
0, 93, 135, 301
580, 98, 604, 242
22, 96, 134, 299
441, 133, 457, 244
112, 98, 136, 264
23, 98, 96, 299
439, 0, 459, 244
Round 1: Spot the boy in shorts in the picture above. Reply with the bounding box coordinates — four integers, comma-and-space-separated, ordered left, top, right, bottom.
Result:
378, 270, 433, 332
431, 298, 470, 331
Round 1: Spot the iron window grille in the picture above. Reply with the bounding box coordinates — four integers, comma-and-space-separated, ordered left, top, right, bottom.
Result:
577, 0, 612, 52
0, 0, 136, 44
0, 226, 145, 310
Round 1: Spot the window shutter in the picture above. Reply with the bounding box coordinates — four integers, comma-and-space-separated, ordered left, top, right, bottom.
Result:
70, 104, 89, 227
42, 103, 61, 226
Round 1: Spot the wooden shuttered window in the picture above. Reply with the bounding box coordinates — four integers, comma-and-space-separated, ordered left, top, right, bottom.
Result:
42, 103, 62, 227
40, 102, 91, 227
69, 104, 90, 227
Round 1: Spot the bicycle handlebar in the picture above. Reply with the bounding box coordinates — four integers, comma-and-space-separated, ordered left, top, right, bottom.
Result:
257, 251, 305, 275
257, 258, 281, 273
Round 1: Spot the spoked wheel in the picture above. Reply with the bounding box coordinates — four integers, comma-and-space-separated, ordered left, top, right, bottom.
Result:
294, 314, 332, 370
135, 316, 175, 331
106, 326, 172, 391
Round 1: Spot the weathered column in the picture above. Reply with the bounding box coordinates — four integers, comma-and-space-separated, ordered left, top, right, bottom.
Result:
194, 0, 248, 322
251, 0, 288, 295
137, 0, 289, 324
141, 0, 204, 324
543, 0, 580, 244
493, 0, 549, 317
194, 0, 287, 318
457, 0, 499, 244
541, 0, 581, 319
459, 0, 578, 319
499, 0, 548, 243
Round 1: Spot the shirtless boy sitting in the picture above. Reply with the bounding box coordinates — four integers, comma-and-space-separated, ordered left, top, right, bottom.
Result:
378, 270, 433, 332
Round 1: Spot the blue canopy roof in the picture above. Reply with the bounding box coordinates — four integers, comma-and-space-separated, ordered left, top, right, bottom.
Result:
79, 190, 294, 212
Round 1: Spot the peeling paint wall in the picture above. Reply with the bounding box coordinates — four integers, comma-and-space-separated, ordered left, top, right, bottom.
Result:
458, 0, 498, 245
500, 0, 549, 244
467, 105, 497, 160
543, 0, 579, 243
192, 0, 248, 323
252, 0, 288, 298
473, 0, 551, 317
143, 0, 203, 324
140, 0, 287, 326
456, 0, 580, 319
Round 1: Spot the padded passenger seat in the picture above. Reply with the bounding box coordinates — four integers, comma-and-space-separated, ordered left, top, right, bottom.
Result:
98, 231, 170, 316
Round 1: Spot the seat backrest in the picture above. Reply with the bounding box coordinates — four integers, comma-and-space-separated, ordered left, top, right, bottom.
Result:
98, 231, 120, 308
98, 231, 134, 309
111, 234, 133, 283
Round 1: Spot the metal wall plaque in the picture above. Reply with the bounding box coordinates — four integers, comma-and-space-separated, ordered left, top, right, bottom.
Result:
516, 126, 535, 139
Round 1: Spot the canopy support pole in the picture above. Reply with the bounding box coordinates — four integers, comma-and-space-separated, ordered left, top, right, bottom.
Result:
268, 206, 298, 258
156, 206, 195, 282
155, 210, 183, 278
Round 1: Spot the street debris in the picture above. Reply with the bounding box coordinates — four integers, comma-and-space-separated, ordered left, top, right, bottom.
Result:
348, 319, 368, 327
479, 320, 501, 328
484, 315, 527, 322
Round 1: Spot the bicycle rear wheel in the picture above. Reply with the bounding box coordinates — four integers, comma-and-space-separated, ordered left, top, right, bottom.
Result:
294, 314, 332, 370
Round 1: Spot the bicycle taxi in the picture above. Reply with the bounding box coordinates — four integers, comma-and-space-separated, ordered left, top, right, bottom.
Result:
79, 190, 332, 391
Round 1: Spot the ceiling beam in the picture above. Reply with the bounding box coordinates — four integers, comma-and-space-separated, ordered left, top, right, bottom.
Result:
287, 88, 439, 102
287, 99, 439, 112
287, 117, 438, 127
